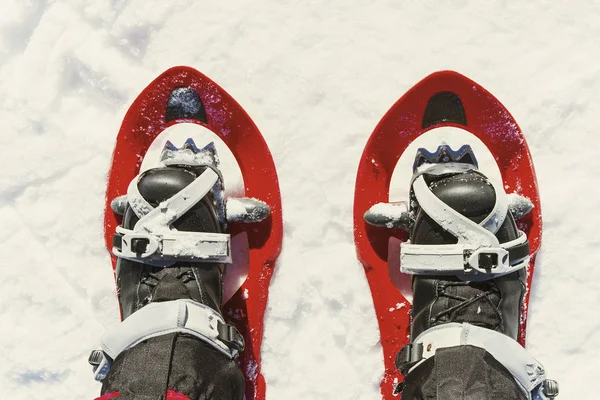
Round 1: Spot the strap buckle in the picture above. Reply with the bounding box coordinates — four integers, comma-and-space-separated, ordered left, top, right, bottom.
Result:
465, 247, 510, 274
217, 322, 245, 354
395, 343, 423, 375
113, 226, 232, 265
393, 380, 406, 395
116, 232, 160, 259
89, 350, 112, 381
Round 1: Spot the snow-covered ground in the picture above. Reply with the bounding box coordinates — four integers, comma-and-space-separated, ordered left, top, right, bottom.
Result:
1, 1, 599, 398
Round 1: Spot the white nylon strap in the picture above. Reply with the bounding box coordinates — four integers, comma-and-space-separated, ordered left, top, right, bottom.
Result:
101, 299, 233, 360
136, 168, 220, 230
400, 174, 526, 277
114, 168, 232, 264
413, 175, 500, 244
479, 176, 509, 234
93, 299, 236, 381
113, 226, 231, 263
400, 232, 529, 277
410, 164, 508, 235
411, 323, 547, 399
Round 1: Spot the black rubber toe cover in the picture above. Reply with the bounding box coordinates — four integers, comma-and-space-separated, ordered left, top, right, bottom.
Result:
413, 172, 495, 245
428, 172, 495, 220
136, 167, 221, 234
138, 167, 197, 205
412, 171, 520, 246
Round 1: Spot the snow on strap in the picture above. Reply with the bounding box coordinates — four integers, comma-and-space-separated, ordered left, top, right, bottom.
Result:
408, 323, 552, 400
363, 201, 410, 228
226, 197, 271, 223
113, 168, 232, 265
92, 299, 238, 381
400, 174, 528, 277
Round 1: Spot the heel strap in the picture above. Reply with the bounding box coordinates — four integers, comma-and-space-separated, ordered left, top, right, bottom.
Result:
395, 323, 557, 399
90, 299, 243, 381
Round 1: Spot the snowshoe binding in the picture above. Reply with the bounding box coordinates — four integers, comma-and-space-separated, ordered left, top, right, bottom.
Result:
365, 145, 558, 399
94, 67, 283, 400
354, 71, 551, 399
91, 139, 269, 382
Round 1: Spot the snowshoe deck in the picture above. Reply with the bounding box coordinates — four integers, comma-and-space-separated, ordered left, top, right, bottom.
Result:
104, 66, 282, 400
353, 71, 541, 398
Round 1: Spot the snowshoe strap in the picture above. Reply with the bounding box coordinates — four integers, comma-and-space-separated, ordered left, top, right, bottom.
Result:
130, 167, 219, 224
414, 172, 507, 240
113, 168, 232, 265
400, 174, 529, 278
90, 299, 244, 381
396, 323, 557, 399
400, 234, 528, 277
113, 226, 231, 264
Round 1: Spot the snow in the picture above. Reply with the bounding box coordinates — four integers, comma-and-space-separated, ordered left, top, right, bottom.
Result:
507, 192, 534, 219
226, 197, 250, 221
226, 197, 270, 222
1, 1, 599, 399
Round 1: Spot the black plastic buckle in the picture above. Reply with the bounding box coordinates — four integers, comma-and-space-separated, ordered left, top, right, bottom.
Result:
217, 322, 245, 352
88, 349, 104, 366
131, 238, 150, 254
478, 252, 499, 269
395, 343, 423, 375
393, 380, 406, 395
112, 233, 123, 250
542, 379, 559, 398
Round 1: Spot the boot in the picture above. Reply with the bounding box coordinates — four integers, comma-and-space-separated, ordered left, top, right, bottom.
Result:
92, 139, 255, 400
371, 145, 558, 399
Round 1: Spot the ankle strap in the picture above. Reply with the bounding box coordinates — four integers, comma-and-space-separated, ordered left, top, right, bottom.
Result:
90, 299, 243, 381
396, 323, 558, 399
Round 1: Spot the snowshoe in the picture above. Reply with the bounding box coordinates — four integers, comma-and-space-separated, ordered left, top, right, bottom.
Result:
353, 71, 545, 398
94, 67, 283, 400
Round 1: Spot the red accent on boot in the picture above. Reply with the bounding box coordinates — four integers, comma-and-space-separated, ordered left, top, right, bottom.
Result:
166, 390, 190, 400
95, 393, 120, 399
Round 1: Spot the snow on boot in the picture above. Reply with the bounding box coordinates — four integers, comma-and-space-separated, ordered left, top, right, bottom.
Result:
365, 145, 558, 399
90, 139, 269, 386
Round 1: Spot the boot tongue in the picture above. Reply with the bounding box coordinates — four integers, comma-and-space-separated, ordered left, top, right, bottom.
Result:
436, 280, 502, 330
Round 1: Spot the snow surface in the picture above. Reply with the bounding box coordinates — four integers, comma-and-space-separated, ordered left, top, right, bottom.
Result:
1, 1, 599, 399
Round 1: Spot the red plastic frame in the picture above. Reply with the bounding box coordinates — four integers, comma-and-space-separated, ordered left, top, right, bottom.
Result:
353, 71, 541, 399
104, 66, 283, 400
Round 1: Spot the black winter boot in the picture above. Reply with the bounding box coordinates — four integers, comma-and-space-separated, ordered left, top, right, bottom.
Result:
115, 162, 226, 318
93, 140, 248, 400
367, 144, 558, 400
408, 167, 527, 342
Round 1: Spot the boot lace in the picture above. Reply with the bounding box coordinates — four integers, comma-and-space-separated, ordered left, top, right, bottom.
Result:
431, 281, 503, 331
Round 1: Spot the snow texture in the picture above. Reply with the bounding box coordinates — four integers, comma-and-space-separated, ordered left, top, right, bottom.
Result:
1, 1, 598, 399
